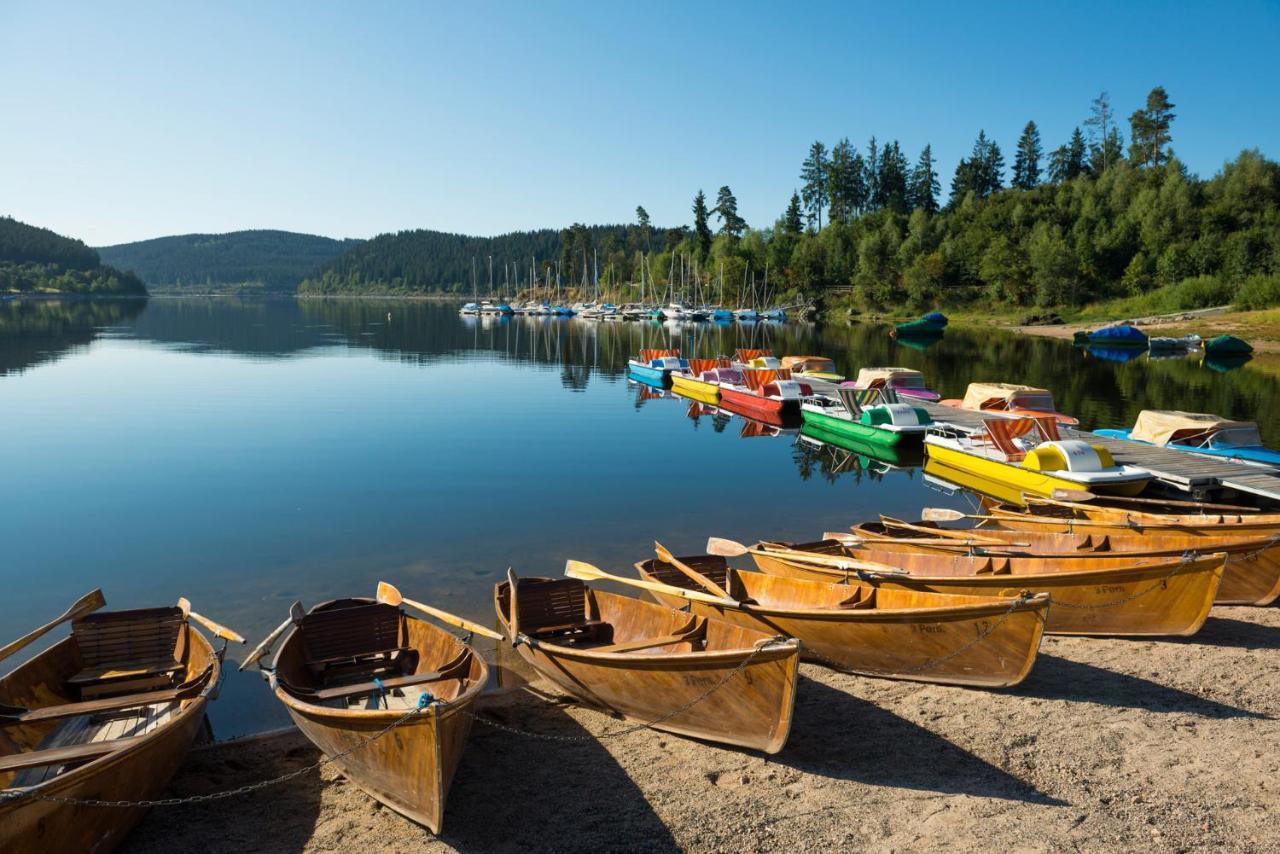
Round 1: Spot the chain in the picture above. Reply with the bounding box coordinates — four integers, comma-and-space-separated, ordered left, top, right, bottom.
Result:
0, 700, 429, 809
1237, 533, 1280, 562
1050, 552, 1200, 610
466, 637, 790, 742
804, 593, 1038, 678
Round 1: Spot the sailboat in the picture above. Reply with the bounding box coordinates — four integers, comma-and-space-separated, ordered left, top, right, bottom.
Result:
459, 257, 480, 315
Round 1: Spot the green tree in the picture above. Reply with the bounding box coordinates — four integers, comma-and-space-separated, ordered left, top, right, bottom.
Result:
827, 138, 866, 222
714, 186, 746, 238
692, 191, 713, 259
1129, 86, 1176, 167
1048, 128, 1088, 182
876, 141, 911, 211
1012, 121, 1042, 190
783, 191, 805, 236
1084, 91, 1118, 172
910, 144, 940, 213
799, 141, 830, 230
864, 137, 880, 210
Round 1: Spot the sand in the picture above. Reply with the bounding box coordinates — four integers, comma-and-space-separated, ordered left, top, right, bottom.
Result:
124, 605, 1279, 853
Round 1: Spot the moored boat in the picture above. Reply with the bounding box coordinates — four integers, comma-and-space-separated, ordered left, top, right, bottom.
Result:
1203, 334, 1253, 356
781, 355, 844, 383
497, 569, 800, 753
716, 367, 811, 420
0, 593, 237, 852
941, 382, 1079, 426
800, 387, 931, 450
745, 539, 1226, 636
1093, 410, 1280, 468
1073, 323, 1149, 348
626, 349, 688, 387
635, 552, 1048, 688
893, 311, 948, 336
256, 594, 488, 834
669, 358, 730, 404
850, 367, 941, 402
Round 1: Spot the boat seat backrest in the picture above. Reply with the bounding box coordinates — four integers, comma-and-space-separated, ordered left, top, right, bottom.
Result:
68, 607, 186, 696
514, 579, 604, 641
646, 557, 730, 593
300, 603, 406, 670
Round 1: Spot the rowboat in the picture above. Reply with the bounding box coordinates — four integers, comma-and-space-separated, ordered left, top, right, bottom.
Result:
925, 416, 1151, 503
1148, 334, 1201, 351
780, 355, 844, 383
716, 367, 811, 420
634, 553, 1048, 688
850, 367, 941, 402
1203, 334, 1252, 356
496, 569, 800, 753
894, 311, 948, 336
982, 498, 1280, 605
746, 539, 1226, 636
1072, 323, 1148, 348
261, 596, 488, 833
1, 594, 236, 852
626, 348, 688, 387
941, 382, 1079, 426
669, 358, 730, 404
800, 386, 932, 450
1094, 410, 1280, 467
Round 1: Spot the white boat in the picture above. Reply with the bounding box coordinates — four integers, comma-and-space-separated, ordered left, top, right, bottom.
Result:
663, 302, 688, 320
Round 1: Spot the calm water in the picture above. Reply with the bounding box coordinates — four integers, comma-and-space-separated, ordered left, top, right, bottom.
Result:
3, 297, 1278, 736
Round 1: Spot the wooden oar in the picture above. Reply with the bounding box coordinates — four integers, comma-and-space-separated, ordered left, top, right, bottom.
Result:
565, 560, 738, 607
239, 602, 305, 672
872, 517, 1032, 547
177, 597, 246, 644
1077, 494, 1260, 513
705, 537, 908, 576
0, 589, 106, 664
821, 530, 1031, 550
653, 541, 730, 598
376, 581, 504, 641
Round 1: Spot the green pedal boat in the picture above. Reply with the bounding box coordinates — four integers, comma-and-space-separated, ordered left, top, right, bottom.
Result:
800, 387, 933, 449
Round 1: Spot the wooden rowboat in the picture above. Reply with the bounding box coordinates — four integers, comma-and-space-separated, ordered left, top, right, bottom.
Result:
265, 598, 488, 834
853, 517, 1280, 607
746, 540, 1227, 637
495, 571, 800, 753
635, 554, 1048, 688
1, 602, 228, 853
980, 500, 1280, 606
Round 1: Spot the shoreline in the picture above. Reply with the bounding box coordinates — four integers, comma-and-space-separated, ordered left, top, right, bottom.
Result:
125, 605, 1280, 852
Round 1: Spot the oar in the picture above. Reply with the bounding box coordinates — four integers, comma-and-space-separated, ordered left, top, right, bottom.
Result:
820, 530, 1031, 550
239, 602, 305, 672
653, 541, 730, 598
565, 560, 738, 608
376, 581, 504, 641
705, 537, 907, 576
1048, 488, 1097, 502
873, 517, 1031, 547
0, 589, 106, 664
177, 597, 246, 644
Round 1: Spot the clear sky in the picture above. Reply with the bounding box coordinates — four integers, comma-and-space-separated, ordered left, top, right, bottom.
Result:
2, 1, 1277, 246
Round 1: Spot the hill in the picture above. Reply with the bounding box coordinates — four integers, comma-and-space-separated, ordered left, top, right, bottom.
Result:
97, 230, 362, 293
0, 217, 147, 296
298, 224, 648, 295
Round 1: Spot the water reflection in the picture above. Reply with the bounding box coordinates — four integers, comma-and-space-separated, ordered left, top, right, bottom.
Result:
0, 299, 145, 375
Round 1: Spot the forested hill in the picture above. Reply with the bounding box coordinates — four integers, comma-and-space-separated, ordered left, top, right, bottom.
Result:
298, 224, 643, 294
98, 230, 362, 293
0, 217, 147, 296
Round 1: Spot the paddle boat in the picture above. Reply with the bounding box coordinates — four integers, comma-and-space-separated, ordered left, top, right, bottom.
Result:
800, 387, 932, 450
798, 421, 924, 469
1073, 323, 1148, 348
849, 367, 941, 402
893, 311, 948, 337
942, 382, 1079, 426
669, 358, 731, 404
924, 416, 1151, 504
781, 355, 844, 383
1094, 410, 1280, 467
626, 348, 689, 387
730, 348, 774, 370
715, 366, 811, 420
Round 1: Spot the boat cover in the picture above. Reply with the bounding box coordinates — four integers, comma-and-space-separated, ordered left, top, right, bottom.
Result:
1130, 410, 1257, 446
639, 348, 680, 362
922, 312, 949, 326
742, 368, 793, 391
961, 382, 1051, 410
782, 356, 836, 372
1088, 324, 1148, 344
734, 348, 772, 363
856, 367, 923, 387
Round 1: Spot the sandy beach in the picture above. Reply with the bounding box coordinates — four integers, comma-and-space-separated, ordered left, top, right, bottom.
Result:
122, 605, 1279, 853
1007, 307, 1280, 354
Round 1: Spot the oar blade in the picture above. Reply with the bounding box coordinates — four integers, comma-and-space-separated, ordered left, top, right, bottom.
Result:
564, 559, 606, 582
1050, 488, 1096, 502
70, 589, 107, 619
375, 581, 403, 606
921, 507, 967, 522
705, 537, 749, 557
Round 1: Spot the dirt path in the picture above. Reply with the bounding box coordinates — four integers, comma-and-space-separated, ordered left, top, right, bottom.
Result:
125, 606, 1279, 852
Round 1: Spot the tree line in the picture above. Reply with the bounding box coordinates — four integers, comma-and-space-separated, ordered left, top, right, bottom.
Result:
0, 217, 148, 296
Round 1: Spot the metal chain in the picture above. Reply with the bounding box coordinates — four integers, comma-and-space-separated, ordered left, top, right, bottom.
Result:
803, 593, 1037, 678
1050, 552, 1199, 610
465, 637, 790, 742
0, 700, 428, 809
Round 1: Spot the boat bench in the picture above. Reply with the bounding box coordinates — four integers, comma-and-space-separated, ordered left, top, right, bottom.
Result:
299, 603, 415, 685
513, 579, 607, 644
645, 556, 730, 593
67, 607, 186, 700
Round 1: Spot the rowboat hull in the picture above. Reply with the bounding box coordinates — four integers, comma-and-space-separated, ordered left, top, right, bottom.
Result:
636, 558, 1047, 688
749, 542, 1225, 636
923, 446, 1149, 505
0, 629, 219, 854
495, 579, 799, 753
670, 373, 721, 404
800, 407, 913, 449
980, 508, 1280, 606
270, 600, 487, 834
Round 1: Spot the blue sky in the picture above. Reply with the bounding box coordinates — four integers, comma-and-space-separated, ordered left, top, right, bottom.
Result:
2, 1, 1277, 246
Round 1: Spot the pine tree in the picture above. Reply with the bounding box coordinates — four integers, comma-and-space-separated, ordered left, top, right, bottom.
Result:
864, 136, 880, 210
783, 192, 804, 235
1129, 86, 1176, 167
635, 205, 651, 252
714, 186, 746, 238
1012, 121, 1042, 190
692, 190, 712, 259
1048, 129, 1088, 182
909, 145, 940, 213
975, 131, 1005, 196
1084, 91, 1117, 172
949, 157, 978, 207
876, 141, 911, 211
799, 141, 829, 230
827, 138, 866, 223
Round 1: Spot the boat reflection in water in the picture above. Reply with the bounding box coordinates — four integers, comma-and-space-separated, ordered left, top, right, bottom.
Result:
798, 422, 924, 470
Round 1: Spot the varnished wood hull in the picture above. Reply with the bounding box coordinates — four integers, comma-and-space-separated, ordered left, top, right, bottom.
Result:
495, 579, 800, 753
636, 558, 1047, 688
0, 629, 218, 854
980, 508, 1280, 606
749, 543, 1226, 637
270, 600, 488, 834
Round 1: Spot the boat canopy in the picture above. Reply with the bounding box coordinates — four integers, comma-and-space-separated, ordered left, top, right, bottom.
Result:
922, 311, 948, 326
856, 367, 924, 387
782, 356, 836, 372
1130, 410, 1260, 447
962, 382, 1054, 411
1089, 324, 1148, 344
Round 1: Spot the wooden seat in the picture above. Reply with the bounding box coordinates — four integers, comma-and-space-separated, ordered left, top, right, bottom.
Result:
299, 602, 411, 685
68, 607, 185, 700
645, 556, 731, 593
513, 579, 606, 644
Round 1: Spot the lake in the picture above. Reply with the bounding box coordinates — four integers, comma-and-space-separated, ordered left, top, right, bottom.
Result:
2, 297, 1277, 737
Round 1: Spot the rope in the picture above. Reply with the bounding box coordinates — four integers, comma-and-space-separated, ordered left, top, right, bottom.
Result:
1049, 552, 1201, 610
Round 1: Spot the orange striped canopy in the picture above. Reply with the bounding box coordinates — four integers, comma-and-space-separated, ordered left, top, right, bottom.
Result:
686, 357, 729, 374
983, 416, 1061, 460
734, 348, 772, 363
742, 368, 792, 391
639, 348, 680, 362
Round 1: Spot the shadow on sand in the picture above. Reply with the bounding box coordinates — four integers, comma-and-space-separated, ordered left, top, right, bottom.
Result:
1174, 614, 1280, 651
